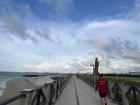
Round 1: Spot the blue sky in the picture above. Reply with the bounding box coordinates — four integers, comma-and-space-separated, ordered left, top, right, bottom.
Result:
0, 0, 140, 73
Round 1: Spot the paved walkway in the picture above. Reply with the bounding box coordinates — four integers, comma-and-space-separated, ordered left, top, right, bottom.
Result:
55, 76, 117, 105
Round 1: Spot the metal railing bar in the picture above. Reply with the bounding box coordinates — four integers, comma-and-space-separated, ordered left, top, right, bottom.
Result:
0, 94, 26, 105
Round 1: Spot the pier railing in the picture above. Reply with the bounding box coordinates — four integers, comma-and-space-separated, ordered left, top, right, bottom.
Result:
78, 74, 140, 105
0, 74, 71, 105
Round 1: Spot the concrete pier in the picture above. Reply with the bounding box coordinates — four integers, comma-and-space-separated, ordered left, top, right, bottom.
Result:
55, 76, 117, 105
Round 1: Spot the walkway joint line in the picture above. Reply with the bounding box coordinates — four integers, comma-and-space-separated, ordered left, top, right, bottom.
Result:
74, 78, 80, 105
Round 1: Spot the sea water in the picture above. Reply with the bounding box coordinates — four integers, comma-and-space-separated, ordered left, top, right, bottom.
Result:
0, 72, 24, 96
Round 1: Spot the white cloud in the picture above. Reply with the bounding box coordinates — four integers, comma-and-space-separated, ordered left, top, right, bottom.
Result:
24, 62, 70, 73
24, 61, 51, 72
1, 14, 37, 41
1, 16, 140, 73
1, 0, 140, 74
79, 34, 108, 48
86, 20, 128, 29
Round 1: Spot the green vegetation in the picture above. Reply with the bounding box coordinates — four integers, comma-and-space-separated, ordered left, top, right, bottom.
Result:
51, 76, 62, 80
104, 73, 140, 78
126, 93, 140, 105
104, 76, 140, 86
105, 75, 140, 104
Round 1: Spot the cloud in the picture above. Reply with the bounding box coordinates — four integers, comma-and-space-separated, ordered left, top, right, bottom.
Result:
34, 26, 61, 43
24, 62, 70, 73
79, 33, 140, 72
102, 38, 140, 72
23, 57, 92, 73
0, 14, 38, 42
79, 35, 107, 48
0, 1, 59, 43
1, 0, 140, 74
1, 14, 140, 73
108, 61, 140, 73
0, 14, 61, 43
103, 38, 131, 52
24, 62, 49, 71
128, 0, 140, 20
102, 38, 140, 63
0, 1, 39, 42
39, 0, 73, 14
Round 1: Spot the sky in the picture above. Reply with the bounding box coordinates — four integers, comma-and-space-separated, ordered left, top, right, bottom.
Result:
0, 0, 140, 73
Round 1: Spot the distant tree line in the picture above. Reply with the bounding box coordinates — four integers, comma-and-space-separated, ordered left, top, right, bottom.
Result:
104, 73, 140, 77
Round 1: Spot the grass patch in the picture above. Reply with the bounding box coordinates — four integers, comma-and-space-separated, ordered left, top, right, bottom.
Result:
106, 76, 140, 104
105, 76, 140, 86
127, 93, 140, 105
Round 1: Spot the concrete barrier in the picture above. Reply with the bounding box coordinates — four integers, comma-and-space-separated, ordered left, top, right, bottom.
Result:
0, 74, 71, 105
79, 75, 140, 105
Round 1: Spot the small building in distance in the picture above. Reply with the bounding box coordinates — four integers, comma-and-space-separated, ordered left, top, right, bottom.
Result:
129, 72, 140, 75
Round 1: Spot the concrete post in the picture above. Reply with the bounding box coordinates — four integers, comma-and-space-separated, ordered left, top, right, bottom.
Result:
46, 83, 52, 105
19, 95, 26, 105
108, 81, 114, 99
44, 83, 50, 105
93, 78, 96, 89
120, 83, 129, 105
44, 83, 48, 97
20, 89, 34, 105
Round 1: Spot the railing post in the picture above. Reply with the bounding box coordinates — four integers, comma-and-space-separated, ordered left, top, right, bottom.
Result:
115, 83, 120, 101
18, 95, 26, 105
132, 87, 136, 99
21, 89, 34, 105
36, 90, 41, 105
56, 81, 59, 99
120, 83, 129, 105
108, 81, 114, 100
132, 87, 137, 105
44, 83, 50, 105
93, 78, 96, 88
49, 83, 55, 105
